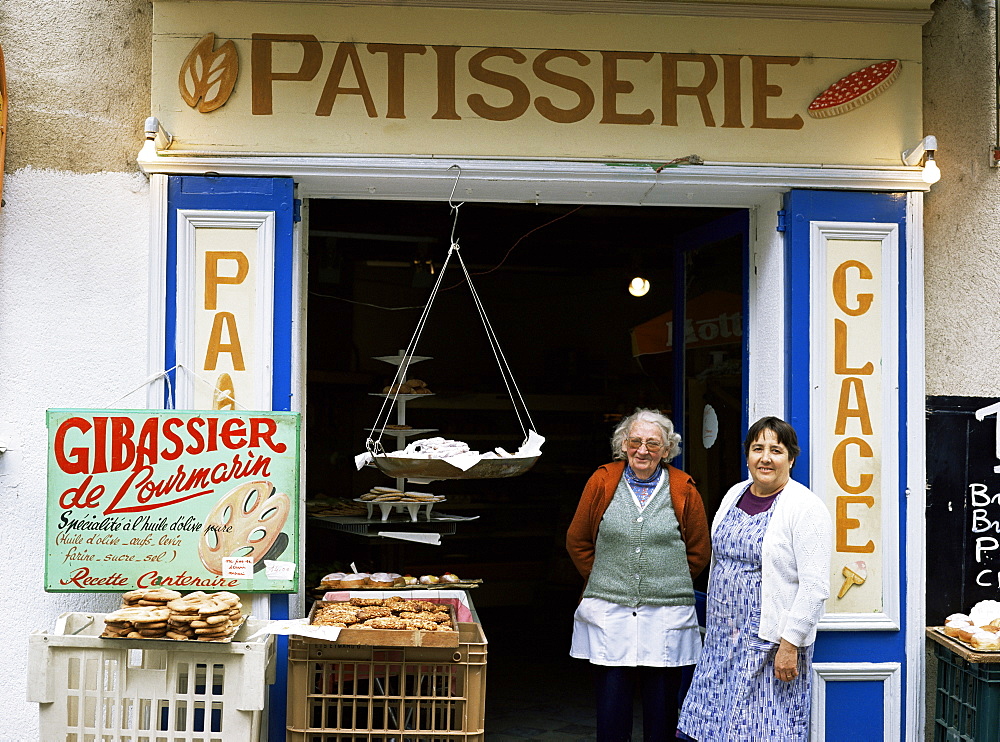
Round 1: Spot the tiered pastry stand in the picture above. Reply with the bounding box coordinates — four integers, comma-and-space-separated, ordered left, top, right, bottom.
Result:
366, 350, 436, 492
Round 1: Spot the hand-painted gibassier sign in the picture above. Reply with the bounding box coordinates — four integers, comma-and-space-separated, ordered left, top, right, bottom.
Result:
46, 409, 299, 593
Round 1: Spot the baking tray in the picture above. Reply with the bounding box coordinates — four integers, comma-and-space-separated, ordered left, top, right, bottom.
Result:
307, 600, 460, 647
927, 626, 1000, 661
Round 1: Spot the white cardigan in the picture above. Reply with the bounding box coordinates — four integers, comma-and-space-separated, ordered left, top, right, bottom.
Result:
711, 477, 832, 647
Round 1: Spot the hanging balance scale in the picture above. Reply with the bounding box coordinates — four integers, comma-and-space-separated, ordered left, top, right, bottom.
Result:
361, 232, 543, 482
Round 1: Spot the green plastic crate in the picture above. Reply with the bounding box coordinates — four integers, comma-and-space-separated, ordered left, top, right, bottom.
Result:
934, 642, 1000, 742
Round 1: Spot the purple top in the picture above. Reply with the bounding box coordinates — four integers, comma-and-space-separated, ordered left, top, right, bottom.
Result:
737, 485, 781, 516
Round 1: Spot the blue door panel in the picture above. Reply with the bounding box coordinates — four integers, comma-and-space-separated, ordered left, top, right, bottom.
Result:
825, 679, 886, 741
165, 175, 296, 412
784, 189, 909, 739
165, 175, 296, 742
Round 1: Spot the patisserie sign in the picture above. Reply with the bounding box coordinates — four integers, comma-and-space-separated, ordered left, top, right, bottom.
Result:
150, 3, 922, 164
44, 409, 300, 592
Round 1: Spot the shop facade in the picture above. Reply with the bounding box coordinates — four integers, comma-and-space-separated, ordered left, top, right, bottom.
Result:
2, 0, 973, 739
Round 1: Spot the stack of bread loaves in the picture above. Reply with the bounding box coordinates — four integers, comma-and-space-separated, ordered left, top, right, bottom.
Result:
101, 589, 244, 641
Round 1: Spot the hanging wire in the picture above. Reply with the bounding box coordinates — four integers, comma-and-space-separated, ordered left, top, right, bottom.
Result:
366, 245, 461, 453
454, 249, 535, 440
448, 164, 464, 247
366, 162, 537, 452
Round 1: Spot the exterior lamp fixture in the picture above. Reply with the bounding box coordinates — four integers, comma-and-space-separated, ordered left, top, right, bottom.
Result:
629, 277, 650, 297
902, 135, 940, 184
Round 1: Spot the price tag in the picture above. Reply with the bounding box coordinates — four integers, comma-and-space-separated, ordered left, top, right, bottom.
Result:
222, 557, 254, 579
264, 560, 296, 579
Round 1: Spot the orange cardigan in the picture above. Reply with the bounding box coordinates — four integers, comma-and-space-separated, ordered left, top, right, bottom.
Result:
565, 461, 711, 583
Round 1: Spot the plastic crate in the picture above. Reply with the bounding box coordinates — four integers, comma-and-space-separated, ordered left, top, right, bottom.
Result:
27, 612, 276, 742
933, 642, 1000, 742
287, 622, 487, 742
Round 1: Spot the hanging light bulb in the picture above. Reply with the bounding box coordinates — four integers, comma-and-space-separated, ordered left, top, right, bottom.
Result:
628, 277, 650, 297
922, 151, 941, 184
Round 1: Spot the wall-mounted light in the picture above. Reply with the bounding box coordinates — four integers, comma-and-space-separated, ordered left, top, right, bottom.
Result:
628, 277, 650, 297
902, 135, 940, 184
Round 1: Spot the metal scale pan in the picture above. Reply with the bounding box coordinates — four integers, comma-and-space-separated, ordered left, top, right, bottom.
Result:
370, 454, 539, 480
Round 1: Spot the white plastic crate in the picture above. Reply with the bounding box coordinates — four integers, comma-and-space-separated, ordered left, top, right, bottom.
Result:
28, 612, 276, 742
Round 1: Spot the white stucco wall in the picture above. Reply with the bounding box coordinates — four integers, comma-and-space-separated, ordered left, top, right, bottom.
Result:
923, 0, 1000, 396
0, 169, 150, 740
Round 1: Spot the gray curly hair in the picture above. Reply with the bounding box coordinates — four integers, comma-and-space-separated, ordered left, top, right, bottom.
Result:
610, 408, 682, 463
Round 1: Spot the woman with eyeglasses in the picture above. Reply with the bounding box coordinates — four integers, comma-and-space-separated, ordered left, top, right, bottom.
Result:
566, 408, 710, 741
676, 416, 832, 742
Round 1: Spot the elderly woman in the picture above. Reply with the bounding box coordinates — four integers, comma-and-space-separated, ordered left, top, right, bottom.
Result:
677, 416, 832, 742
566, 408, 710, 742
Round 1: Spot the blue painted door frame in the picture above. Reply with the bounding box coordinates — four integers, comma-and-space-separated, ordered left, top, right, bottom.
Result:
784, 189, 909, 741
166, 175, 297, 742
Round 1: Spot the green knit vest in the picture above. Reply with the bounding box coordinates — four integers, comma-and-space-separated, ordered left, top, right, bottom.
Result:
583, 474, 694, 607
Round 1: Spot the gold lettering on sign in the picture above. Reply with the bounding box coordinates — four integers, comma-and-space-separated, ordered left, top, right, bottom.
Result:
204, 251, 249, 310
251, 34, 322, 116
532, 50, 594, 124
205, 313, 246, 371
750, 56, 803, 130
600, 51, 654, 125
316, 42, 378, 117
828, 248, 881, 572
467, 48, 531, 122
431, 46, 461, 120
367, 44, 427, 119
660, 54, 717, 128
203, 251, 249, 372
836, 495, 876, 553
236, 36, 807, 129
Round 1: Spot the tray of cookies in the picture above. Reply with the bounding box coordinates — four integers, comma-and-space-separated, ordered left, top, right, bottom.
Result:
308, 595, 459, 647
100, 589, 246, 642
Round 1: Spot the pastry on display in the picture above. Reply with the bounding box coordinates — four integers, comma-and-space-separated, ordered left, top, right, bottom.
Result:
381, 379, 432, 395
319, 572, 347, 589
340, 573, 370, 588
938, 599, 1000, 651
308, 497, 368, 517
101, 589, 244, 642
358, 487, 445, 503
312, 595, 455, 631
314, 570, 480, 592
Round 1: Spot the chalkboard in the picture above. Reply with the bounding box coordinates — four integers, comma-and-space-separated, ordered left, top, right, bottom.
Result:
926, 396, 1000, 625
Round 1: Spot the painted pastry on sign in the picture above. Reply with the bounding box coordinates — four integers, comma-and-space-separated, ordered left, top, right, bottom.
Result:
198, 480, 290, 575
807, 60, 900, 119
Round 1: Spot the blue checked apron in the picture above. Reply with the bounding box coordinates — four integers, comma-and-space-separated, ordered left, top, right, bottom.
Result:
677, 492, 813, 741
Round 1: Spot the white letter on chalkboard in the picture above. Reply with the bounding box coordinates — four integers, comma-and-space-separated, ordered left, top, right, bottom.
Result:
974, 400, 1000, 473
970, 483, 991, 506
975, 536, 999, 563
972, 509, 1000, 534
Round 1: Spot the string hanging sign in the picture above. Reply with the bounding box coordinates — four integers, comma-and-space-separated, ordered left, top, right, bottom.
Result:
355, 171, 544, 480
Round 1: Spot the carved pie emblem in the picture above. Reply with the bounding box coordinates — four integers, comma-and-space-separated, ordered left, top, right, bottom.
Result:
178, 33, 239, 113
